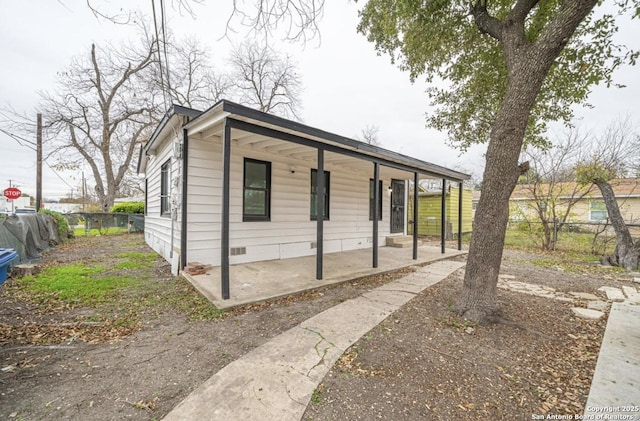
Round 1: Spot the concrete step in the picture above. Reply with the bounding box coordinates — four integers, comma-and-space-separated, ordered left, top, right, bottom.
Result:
386, 236, 422, 248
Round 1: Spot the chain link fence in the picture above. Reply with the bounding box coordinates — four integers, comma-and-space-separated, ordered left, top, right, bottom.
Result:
506, 219, 640, 253
62, 213, 144, 236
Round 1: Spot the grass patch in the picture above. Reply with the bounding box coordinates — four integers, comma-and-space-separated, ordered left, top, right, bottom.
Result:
311, 387, 323, 404
18, 263, 141, 306
115, 251, 157, 270
502, 228, 615, 256
73, 227, 129, 236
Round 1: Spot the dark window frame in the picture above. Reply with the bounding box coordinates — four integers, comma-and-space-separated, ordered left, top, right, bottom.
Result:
310, 169, 330, 221
160, 159, 171, 217
369, 179, 383, 221
243, 158, 272, 222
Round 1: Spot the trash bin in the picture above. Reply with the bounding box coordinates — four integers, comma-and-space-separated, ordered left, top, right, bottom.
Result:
0, 248, 19, 286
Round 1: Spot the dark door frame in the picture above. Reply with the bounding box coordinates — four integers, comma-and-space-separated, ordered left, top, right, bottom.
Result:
390, 179, 405, 234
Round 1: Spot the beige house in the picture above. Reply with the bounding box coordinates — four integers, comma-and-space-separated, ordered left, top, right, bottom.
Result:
509, 178, 640, 232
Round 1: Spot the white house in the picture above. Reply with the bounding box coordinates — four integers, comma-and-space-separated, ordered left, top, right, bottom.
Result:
1, 196, 31, 213
138, 100, 468, 300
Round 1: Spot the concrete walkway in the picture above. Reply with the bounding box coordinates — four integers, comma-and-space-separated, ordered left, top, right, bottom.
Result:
584, 301, 640, 418
163, 259, 466, 421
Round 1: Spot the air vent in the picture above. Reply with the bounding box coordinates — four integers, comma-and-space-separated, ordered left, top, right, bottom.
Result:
230, 247, 246, 256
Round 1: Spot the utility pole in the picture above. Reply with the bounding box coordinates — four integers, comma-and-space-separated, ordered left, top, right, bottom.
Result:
8, 179, 14, 214
36, 113, 42, 211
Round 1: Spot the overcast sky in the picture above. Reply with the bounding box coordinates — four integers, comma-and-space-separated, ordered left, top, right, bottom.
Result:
0, 1, 637, 201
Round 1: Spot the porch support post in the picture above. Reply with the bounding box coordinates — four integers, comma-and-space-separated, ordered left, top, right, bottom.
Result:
458, 181, 463, 251
413, 172, 418, 260
221, 119, 231, 299
316, 148, 324, 280
441, 178, 446, 254
180, 128, 189, 271
373, 162, 379, 268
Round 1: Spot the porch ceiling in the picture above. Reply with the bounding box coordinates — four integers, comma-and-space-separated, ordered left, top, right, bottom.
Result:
225, 127, 437, 180
185, 100, 469, 182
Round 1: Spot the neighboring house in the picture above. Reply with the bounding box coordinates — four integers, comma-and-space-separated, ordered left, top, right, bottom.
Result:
1, 196, 31, 213
43, 202, 83, 213
114, 196, 144, 203
509, 178, 640, 227
137, 100, 469, 299
408, 180, 472, 238
471, 190, 481, 221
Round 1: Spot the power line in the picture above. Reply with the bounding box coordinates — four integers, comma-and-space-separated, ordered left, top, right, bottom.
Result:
160, 0, 172, 100
151, 0, 169, 110
0, 128, 37, 151
44, 161, 75, 190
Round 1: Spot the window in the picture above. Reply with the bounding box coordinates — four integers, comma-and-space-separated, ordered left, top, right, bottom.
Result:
160, 160, 170, 216
589, 201, 608, 222
310, 169, 330, 220
369, 179, 383, 220
243, 158, 271, 221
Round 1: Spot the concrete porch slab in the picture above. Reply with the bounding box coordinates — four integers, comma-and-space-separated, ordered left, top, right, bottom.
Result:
182, 245, 467, 309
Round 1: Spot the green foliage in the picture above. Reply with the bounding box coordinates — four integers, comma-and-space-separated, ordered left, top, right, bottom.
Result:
357, 0, 638, 151
110, 201, 144, 214
38, 208, 70, 239
575, 161, 618, 185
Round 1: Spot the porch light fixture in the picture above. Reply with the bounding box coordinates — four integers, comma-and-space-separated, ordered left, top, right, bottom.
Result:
387, 185, 393, 196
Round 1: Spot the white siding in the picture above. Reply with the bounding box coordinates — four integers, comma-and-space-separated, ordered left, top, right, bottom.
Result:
185, 137, 405, 267
144, 132, 183, 273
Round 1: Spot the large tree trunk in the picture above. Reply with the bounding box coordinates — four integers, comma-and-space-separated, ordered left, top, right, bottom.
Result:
594, 181, 640, 270
456, 98, 528, 321
457, 55, 549, 322
457, 1, 599, 323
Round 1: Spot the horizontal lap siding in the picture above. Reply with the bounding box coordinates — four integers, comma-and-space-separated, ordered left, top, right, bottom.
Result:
185, 138, 399, 267
186, 138, 221, 265
144, 141, 177, 265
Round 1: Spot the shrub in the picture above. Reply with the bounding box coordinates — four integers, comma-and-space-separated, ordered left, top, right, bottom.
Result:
38, 208, 70, 239
110, 202, 144, 214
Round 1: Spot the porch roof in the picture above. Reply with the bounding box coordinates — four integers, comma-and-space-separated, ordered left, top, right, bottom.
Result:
184, 100, 470, 182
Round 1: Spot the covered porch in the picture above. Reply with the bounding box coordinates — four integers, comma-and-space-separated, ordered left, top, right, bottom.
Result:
183, 243, 467, 309
182, 101, 470, 303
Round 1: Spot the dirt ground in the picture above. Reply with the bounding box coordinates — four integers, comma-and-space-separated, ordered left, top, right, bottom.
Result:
1, 234, 635, 420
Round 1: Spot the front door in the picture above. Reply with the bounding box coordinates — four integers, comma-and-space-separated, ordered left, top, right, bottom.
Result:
390, 179, 405, 234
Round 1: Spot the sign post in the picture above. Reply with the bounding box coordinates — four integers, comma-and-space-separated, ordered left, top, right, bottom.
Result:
4, 187, 22, 214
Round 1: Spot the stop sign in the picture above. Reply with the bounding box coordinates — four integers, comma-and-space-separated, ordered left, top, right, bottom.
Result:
3, 187, 21, 200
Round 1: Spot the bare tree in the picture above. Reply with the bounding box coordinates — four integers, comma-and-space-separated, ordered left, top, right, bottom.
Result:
575, 118, 640, 270
228, 41, 303, 119
514, 129, 594, 250
357, 124, 381, 146
228, 0, 324, 44
39, 38, 160, 211
83, 0, 205, 24
156, 37, 232, 110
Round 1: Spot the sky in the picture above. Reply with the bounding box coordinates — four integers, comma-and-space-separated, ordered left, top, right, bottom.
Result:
0, 1, 638, 201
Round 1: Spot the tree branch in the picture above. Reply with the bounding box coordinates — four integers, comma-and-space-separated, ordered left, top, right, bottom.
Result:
470, 1, 503, 40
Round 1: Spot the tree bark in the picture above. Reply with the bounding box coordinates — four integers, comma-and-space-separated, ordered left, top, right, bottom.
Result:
594, 181, 639, 270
